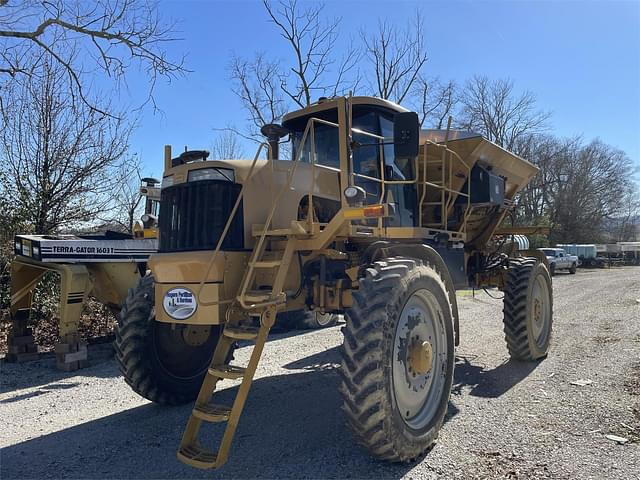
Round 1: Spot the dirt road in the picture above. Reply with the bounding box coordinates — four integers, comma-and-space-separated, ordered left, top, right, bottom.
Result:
1, 267, 639, 479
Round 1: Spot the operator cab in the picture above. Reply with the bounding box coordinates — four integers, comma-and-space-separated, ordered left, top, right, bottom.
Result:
282, 97, 419, 227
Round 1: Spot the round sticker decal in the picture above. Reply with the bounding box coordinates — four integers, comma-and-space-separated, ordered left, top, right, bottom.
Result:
163, 287, 197, 320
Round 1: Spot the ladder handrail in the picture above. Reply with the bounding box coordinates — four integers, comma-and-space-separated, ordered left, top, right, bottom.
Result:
236, 118, 318, 309
196, 142, 269, 306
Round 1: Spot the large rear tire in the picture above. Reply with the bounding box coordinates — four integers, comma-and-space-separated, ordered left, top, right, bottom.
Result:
503, 257, 553, 361
114, 275, 228, 405
340, 258, 455, 462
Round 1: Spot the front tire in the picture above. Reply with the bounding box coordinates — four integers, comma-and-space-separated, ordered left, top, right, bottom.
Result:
114, 275, 227, 405
569, 263, 577, 274
503, 257, 553, 360
340, 258, 455, 462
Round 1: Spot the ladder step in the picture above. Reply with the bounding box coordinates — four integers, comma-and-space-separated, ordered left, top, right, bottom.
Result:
177, 443, 218, 469
244, 290, 272, 303
209, 364, 246, 380
250, 260, 282, 268
192, 403, 232, 422
251, 227, 294, 237
224, 324, 260, 340
251, 221, 309, 237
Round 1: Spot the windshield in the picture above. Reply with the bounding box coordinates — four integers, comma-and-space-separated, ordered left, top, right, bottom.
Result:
540, 249, 556, 256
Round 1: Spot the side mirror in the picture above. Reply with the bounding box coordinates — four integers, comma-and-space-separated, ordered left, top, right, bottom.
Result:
393, 111, 420, 159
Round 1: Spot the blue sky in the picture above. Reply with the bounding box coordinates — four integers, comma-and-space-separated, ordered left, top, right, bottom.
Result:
121, 0, 640, 178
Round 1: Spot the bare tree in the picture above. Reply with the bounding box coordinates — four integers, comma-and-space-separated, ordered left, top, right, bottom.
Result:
459, 76, 551, 153
415, 77, 457, 128
360, 14, 427, 104
107, 156, 145, 233
211, 130, 245, 160
227, 1, 358, 145
512, 133, 638, 243
229, 52, 286, 138
359, 14, 460, 128
0, 59, 130, 234
264, 0, 359, 108
550, 140, 637, 243
0, 0, 186, 112
610, 187, 640, 241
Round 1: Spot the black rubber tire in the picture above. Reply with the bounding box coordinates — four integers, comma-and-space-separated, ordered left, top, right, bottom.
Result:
549, 263, 556, 276
114, 275, 226, 405
503, 257, 553, 361
339, 257, 455, 462
569, 263, 577, 274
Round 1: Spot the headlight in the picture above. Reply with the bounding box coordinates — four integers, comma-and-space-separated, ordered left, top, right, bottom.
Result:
344, 185, 366, 205
161, 175, 174, 188
188, 168, 235, 183
15, 240, 21, 252
32, 246, 39, 256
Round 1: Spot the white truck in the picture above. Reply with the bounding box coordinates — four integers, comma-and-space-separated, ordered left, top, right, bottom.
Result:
539, 248, 578, 275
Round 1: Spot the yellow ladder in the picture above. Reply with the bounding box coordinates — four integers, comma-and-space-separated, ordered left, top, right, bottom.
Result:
176, 305, 277, 469
177, 232, 299, 469
237, 227, 300, 310
177, 123, 316, 468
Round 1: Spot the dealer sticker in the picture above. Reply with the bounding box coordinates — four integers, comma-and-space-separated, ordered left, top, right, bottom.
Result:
163, 287, 197, 320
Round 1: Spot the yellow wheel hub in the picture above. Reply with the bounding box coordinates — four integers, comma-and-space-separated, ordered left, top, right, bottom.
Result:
408, 339, 433, 376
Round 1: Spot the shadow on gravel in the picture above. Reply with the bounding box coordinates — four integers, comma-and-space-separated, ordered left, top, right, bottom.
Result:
0, 346, 422, 480
0, 381, 81, 404
452, 355, 541, 398
0, 327, 335, 395
0, 345, 119, 394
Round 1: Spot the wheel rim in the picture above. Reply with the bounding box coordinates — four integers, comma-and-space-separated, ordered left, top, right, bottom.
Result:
530, 273, 551, 348
392, 289, 448, 431
314, 312, 334, 327
151, 320, 218, 380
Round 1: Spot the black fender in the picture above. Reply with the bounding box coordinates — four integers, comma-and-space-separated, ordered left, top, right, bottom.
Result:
360, 242, 461, 346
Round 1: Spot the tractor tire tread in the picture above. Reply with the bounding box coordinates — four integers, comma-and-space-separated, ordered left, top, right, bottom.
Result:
339, 257, 454, 463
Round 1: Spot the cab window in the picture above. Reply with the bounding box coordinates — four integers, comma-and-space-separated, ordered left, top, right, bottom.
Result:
292, 123, 340, 169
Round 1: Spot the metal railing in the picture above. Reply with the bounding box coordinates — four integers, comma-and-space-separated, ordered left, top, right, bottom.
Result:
194, 104, 475, 307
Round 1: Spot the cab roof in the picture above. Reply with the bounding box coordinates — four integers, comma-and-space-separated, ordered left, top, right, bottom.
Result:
282, 96, 407, 125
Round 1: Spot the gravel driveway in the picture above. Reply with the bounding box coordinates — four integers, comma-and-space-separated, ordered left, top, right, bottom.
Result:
1, 267, 639, 479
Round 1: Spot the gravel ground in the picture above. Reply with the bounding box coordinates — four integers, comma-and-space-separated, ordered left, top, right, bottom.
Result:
1, 267, 639, 479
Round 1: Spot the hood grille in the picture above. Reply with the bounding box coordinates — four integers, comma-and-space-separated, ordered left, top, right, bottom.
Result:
158, 180, 244, 252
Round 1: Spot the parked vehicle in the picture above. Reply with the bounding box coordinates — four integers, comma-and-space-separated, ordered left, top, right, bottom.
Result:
539, 248, 578, 275
112, 95, 548, 470
556, 244, 603, 267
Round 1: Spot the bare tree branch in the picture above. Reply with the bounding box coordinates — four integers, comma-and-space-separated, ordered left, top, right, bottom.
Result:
361, 12, 428, 104
210, 130, 245, 159
458, 75, 551, 152
0, 56, 131, 234
0, 0, 187, 113
229, 52, 286, 136
263, 0, 357, 108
